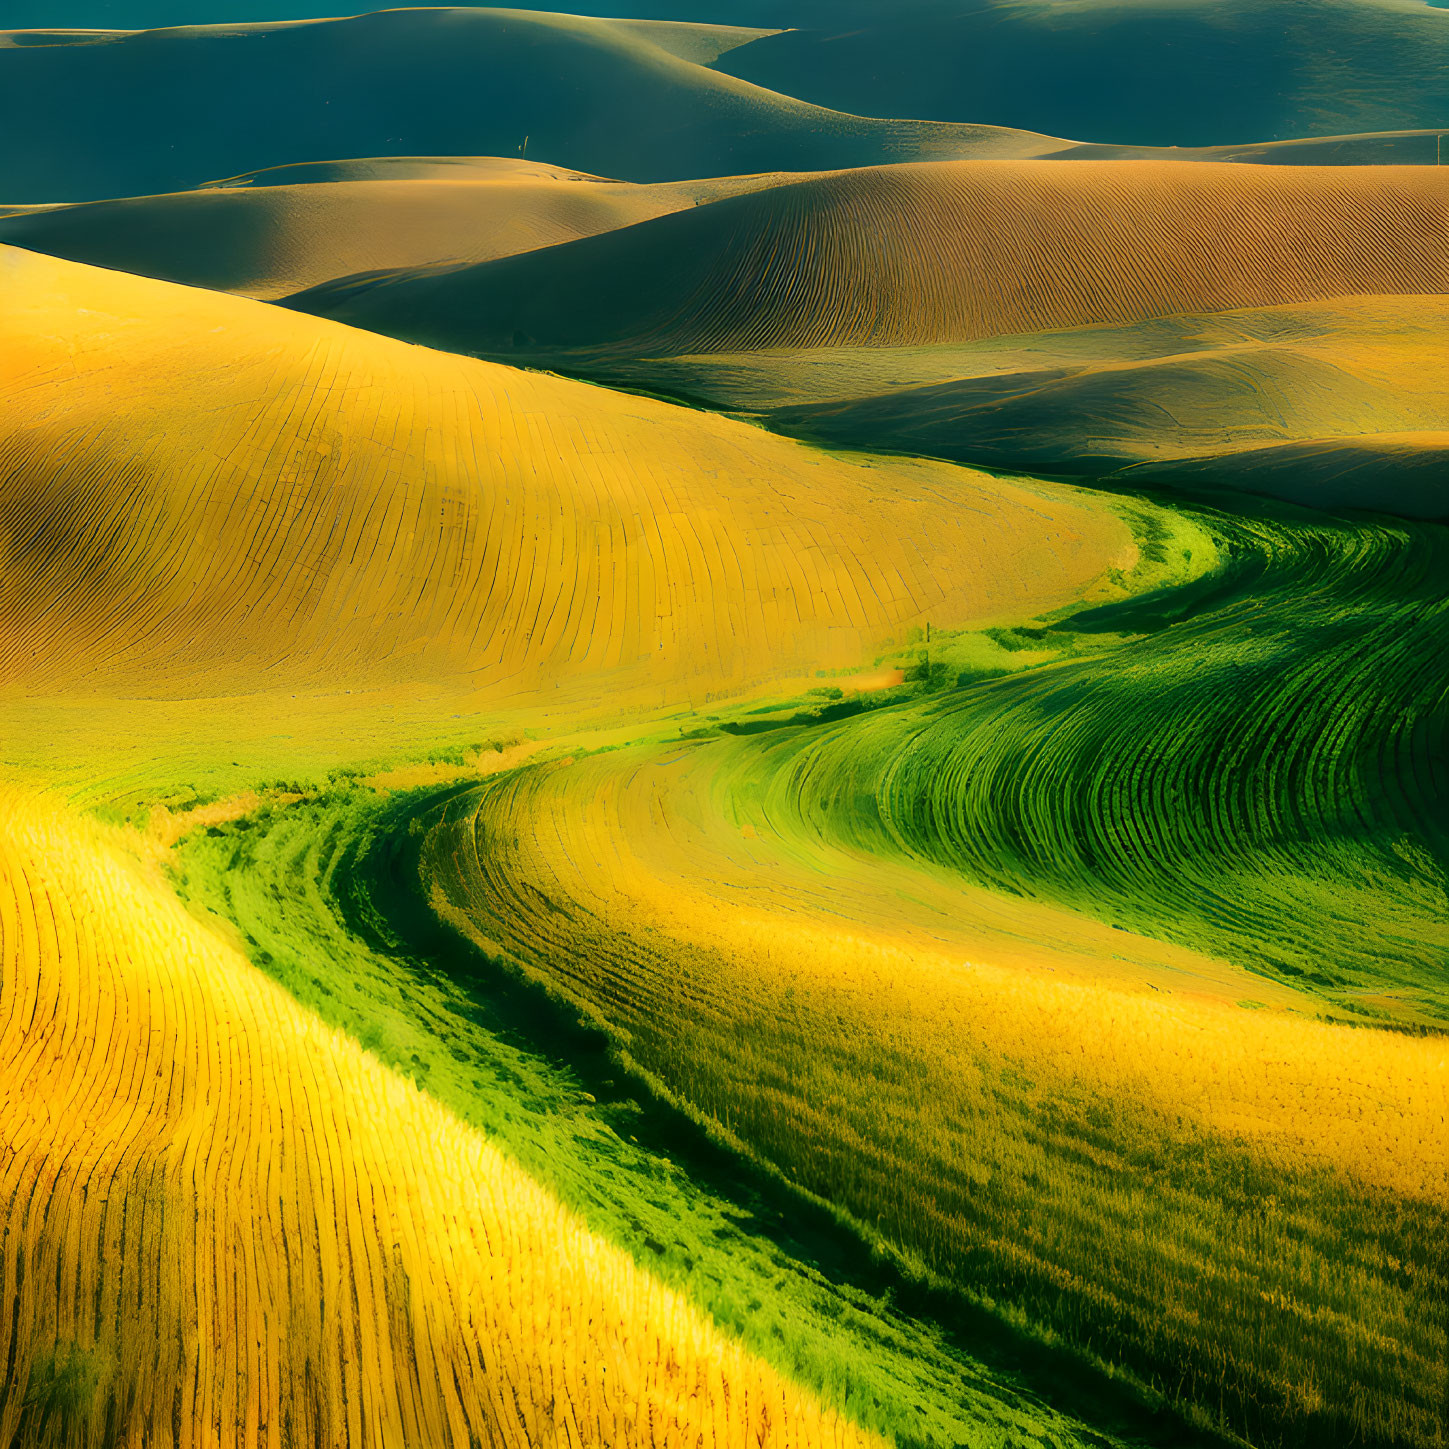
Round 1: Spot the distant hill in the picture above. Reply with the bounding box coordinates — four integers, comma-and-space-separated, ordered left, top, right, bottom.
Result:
288, 159, 1449, 359
9, 131, 1445, 298
0, 9, 1065, 202
0, 160, 802, 296
1138, 432, 1449, 517
714, 0, 1449, 146
11, 0, 1449, 163
754, 297, 1449, 518
0, 1, 747, 23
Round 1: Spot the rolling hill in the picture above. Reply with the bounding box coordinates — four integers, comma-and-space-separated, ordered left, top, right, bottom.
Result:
13, 134, 1448, 301
0, 9, 1066, 203
0, 160, 810, 297
7, 8, 1449, 1449
11, 0, 1449, 188
0, 244, 1131, 706
289, 159, 1449, 361
749, 297, 1449, 517
714, 0, 1449, 146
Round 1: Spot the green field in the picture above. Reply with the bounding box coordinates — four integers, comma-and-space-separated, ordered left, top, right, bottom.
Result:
169, 490, 1449, 1449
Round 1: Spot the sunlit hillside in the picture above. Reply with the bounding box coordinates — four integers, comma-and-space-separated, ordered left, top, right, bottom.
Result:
0, 245, 1130, 704
290, 159, 1449, 360
3, 3, 1446, 1448
0, 792, 880, 1449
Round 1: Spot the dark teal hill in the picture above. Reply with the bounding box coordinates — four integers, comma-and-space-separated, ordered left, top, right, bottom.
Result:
8, 0, 1449, 197
1, 1, 743, 21
0, 8, 1057, 201
715, 0, 1449, 145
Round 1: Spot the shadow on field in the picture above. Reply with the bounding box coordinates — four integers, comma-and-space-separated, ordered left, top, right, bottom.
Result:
336, 783, 1239, 1449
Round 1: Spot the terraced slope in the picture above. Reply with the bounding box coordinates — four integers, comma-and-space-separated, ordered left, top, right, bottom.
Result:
0, 245, 1131, 708
290, 160, 1449, 361
0, 790, 879, 1449
0, 163, 808, 298
715, 0, 1449, 145
0, 10, 1065, 203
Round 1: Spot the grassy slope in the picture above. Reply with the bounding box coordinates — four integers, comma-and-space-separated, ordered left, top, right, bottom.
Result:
715, 0, 1449, 145
288, 160, 1449, 361
0, 10, 1064, 203
785, 503, 1449, 1020
0, 248, 1167, 1447
167, 785, 1158, 1449
411, 495, 1449, 1449
0, 246, 1182, 1449
0, 793, 887, 1449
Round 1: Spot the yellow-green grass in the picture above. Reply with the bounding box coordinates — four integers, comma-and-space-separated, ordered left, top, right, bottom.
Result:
400, 497, 1449, 1449
164, 782, 1177, 1449
0, 790, 887, 1449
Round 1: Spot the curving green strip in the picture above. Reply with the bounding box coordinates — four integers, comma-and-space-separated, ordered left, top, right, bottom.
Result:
413, 495, 1449, 1449
773, 501, 1449, 1021
170, 790, 1144, 1449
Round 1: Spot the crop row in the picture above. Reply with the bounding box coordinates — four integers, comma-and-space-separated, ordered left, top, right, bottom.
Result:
414, 502, 1449, 1449
0, 794, 876, 1449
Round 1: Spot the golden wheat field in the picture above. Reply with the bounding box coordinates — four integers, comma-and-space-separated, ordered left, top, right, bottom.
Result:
0, 246, 1131, 704
1, 4, 1447, 1449
0, 791, 881, 1449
